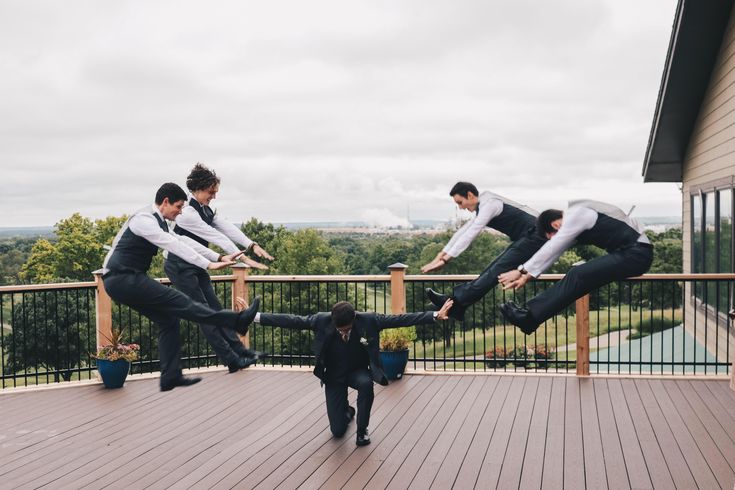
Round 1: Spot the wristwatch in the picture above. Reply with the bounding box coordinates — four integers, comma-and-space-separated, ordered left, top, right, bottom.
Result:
517, 264, 528, 275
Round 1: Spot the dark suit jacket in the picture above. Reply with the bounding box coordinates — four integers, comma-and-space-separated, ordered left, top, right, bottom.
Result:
258, 311, 436, 386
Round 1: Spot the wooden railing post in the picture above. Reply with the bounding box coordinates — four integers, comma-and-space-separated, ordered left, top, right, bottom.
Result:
92, 270, 112, 351
388, 263, 408, 314
231, 264, 251, 348
576, 294, 590, 376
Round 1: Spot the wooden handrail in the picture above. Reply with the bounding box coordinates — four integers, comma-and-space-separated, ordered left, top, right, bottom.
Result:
0, 281, 97, 293
3, 272, 733, 294
0, 270, 731, 390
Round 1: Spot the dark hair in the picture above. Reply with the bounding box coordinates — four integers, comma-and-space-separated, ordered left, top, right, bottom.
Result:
186, 163, 221, 192
449, 181, 479, 198
155, 183, 187, 205
331, 301, 356, 328
537, 209, 564, 235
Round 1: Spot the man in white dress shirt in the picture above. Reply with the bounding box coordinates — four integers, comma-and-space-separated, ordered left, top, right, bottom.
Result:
102, 183, 260, 391
421, 182, 547, 321
498, 200, 653, 334
165, 163, 274, 373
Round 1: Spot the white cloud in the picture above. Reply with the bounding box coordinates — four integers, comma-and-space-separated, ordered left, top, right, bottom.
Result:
0, 0, 681, 226
360, 208, 411, 229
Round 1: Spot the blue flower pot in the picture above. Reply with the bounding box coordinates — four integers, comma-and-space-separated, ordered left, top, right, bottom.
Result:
97, 359, 131, 389
380, 349, 409, 380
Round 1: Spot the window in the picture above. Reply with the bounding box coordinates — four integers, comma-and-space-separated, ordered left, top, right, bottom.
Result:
691, 188, 734, 312
704, 191, 716, 304
692, 194, 703, 297
718, 189, 732, 313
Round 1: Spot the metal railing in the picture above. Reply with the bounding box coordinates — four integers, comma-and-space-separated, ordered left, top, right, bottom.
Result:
1, 265, 733, 389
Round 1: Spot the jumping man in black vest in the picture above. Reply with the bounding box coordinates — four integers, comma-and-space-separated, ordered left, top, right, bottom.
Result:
102, 183, 260, 391
165, 164, 274, 373
498, 200, 653, 333
253, 298, 453, 446
422, 182, 546, 321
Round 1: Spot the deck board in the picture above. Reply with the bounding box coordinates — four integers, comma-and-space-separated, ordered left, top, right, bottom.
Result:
0, 370, 733, 489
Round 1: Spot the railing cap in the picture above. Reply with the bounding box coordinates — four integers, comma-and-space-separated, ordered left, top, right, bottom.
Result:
231, 263, 250, 269
388, 263, 408, 271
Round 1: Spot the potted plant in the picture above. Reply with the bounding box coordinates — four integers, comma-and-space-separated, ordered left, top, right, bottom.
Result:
379, 327, 415, 380
95, 327, 140, 389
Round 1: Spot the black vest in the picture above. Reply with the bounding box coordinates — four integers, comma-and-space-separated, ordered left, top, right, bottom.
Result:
570, 200, 648, 252
323, 330, 369, 383
487, 203, 537, 241
105, 210, 168, 274
173, 198, 214, 247
576, 213, 644, 252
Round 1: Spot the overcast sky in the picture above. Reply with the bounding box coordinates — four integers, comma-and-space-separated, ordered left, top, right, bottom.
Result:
1, 0, 681, 228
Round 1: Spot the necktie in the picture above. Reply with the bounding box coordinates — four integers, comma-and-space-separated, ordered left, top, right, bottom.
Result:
340, 330, 350, 343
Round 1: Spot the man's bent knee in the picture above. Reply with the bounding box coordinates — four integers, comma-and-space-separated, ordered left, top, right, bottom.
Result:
330, 423, 348, 438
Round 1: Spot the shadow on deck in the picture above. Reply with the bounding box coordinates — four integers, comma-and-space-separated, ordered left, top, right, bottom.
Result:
1, 369, 734, 489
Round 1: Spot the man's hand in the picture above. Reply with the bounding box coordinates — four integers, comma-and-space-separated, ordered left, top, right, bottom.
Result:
240, 256, 269, 270
222, 251, 245, 262
435, 298, 454, 321
421, 258, 446, 273
208, 260, 236, 270
498, 269, 531, 290
252, 244, 274, 261
234, 296, 248, 311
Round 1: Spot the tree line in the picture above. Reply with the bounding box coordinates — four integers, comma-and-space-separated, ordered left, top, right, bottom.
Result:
0, 212, 682, 380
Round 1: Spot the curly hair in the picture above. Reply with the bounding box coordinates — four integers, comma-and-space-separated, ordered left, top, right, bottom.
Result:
186, 163, 221, 192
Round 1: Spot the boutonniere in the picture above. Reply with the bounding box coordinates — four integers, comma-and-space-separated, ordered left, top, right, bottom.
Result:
360, 337, 369, 346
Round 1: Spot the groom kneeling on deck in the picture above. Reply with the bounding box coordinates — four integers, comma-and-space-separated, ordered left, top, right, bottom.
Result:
254, 299, 453, 446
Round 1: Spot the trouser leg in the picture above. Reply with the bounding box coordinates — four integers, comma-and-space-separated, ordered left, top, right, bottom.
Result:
452, 233, 546, 307
527, 245, 653, 323
324, 382, 349, 437
104, 272, 240, 330
347, 368, 374, 431
134, 304, 182, 386
164, 261, 243, 364
198, 271, 249, 357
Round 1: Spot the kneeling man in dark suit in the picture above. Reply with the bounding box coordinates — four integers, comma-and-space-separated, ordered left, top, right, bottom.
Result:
255, 299, 452, 446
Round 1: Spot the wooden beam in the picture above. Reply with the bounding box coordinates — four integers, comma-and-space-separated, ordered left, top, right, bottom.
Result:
576, 294, 590, 376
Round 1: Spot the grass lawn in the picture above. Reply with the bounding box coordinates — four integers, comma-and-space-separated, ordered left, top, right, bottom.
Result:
410, 307, 682, 360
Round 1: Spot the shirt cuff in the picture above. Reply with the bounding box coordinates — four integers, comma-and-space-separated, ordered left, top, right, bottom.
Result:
254, 312, 261, 323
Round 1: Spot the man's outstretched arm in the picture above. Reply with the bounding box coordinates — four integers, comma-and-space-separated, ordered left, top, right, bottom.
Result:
375, 299, 453, 330
255, 312, 318, 331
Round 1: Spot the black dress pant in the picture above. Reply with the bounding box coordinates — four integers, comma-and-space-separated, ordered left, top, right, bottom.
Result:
324, 368, 374, 437
165, 258, 248, 365
527, 243, 654, 323
103, 271, 240, 386
452, 232, 546, 307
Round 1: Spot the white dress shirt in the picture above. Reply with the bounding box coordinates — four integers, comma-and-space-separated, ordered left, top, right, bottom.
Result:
174, 198, 254, 254
521, 201, 649, 277
444, 191, 522, 258
104, 205, 219, 272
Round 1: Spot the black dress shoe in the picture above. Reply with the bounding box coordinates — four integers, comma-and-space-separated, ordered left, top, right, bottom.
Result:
243, 348, 268, 362
499, 302, 539, 335
346, 406, 356, 423
235, 297, 260, 335
426, 288, 465, 321
160, 375, 202, 392
228, 355, 258, 373
426, 288, 449, 308
356, 428, 370, 446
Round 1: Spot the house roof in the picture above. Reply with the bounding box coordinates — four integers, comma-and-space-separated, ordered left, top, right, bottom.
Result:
642, 0, 734, 182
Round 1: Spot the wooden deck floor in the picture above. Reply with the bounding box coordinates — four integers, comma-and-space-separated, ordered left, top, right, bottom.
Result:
1, 369, 734, 489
